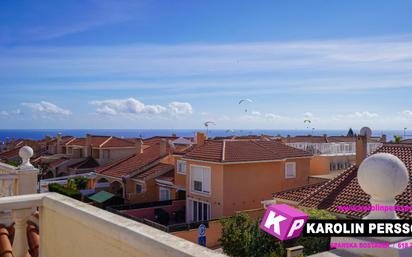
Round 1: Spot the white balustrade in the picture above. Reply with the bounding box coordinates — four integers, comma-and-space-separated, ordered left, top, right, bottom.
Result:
0, 193, 225, 257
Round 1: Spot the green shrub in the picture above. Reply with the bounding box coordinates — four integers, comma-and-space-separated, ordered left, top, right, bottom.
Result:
48, 183, 81, 200
74, 176, 88, 190
220, 208, 335, 257
7, 160, 20, 167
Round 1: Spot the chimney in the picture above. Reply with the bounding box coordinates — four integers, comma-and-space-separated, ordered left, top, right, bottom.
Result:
85, 134, 92, 157
380, 134, 387, 143
160, 139, 167, 156
196, 132, 206, 146
135, 138, 143, 154
356, 135, 368, 167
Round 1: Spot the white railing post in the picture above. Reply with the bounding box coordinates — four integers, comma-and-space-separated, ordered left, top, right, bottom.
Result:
12, 208, 32, 257
16, 146, 39, 195
11, 147, 39, 257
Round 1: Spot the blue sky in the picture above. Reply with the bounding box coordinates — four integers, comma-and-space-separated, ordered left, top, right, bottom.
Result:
1, 0, 412, 130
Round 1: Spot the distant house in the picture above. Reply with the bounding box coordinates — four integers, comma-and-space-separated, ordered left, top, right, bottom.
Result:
94, 136, 193, 204
65, 134, 138, 165
177, 133, 312, 223
282, 134, 384, 178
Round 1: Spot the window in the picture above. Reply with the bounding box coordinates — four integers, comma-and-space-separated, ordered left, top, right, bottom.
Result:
135, 184, 142, 193
177, 160, 187, 174
285, 162, 296, 178
159, 187, 171, 201
194, 181, 202, 191
190, 165, 211, 194
189, 199, 210, 222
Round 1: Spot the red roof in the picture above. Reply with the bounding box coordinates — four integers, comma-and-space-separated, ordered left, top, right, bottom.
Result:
272, 182, 327, 203
0, 147, 21, 159
133, 163, 174, 180
67, 138, 86, 146
144, 136, 178, 147
49, 157, 68, 169
184, 140, 312, 163
65, 136, 135, 148
400, 139, 412, 144
283, 144, 412, 219
96, 142, 168, 178
0, 221, 39, 257
68, 157, 99, 170
100, 137, 135, 148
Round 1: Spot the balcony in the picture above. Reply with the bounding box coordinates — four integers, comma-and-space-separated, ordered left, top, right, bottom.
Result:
0, 193, 225, 257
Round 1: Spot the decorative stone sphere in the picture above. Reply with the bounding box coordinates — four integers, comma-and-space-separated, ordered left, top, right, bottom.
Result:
358, 153, 409, 200
19, 146, 33, 162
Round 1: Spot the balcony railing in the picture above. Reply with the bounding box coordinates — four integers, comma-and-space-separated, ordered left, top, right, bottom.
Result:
287, 142, 382, 156
0, 193, 226, 257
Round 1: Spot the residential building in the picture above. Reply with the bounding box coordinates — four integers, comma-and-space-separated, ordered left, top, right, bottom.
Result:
94, 136, 193, 204
282, 134, 384, 179
179, 132, 312, 223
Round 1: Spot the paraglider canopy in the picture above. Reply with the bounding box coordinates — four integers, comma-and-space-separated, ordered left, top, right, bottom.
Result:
304, 119, 311, 129
204, 121, 216, 127
238, 98, 253, 112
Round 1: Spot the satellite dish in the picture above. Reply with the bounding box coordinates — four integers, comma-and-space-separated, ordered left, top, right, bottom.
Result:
360, 127, 372, 138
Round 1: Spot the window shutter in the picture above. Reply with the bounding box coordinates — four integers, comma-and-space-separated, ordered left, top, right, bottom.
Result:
202, 167, 211, 193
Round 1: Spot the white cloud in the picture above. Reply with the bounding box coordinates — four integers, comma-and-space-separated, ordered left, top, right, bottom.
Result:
0, 109, 22, 116
168, 102, 193, 115
91, 98, 167, 115
91, 98, 193, 117
96, 106, 118, 115
251, 111, 261, 116
22, 101, 71, 116
304, 112, 313, 118
352, 111, 379, 118
265, 113, 282, 120
333, 111, 379, 120
402, 110, 412, 117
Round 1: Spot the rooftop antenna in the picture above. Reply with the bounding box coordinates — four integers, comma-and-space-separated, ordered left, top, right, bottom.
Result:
360, 126, 372, 139
203, 121, 216, 136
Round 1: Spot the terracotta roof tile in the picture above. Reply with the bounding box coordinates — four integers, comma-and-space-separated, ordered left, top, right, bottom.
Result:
67, 138, 86, 146
96, 142, 168, 178
184, 140, 312, 163
272, 182, 327, 203
100, 137, 135, 148
49, 157, 68, 169
0, 222, 39, 257
144, 136, 178, 147
68, 157, 99, 170
0, 147, 21, 159
400, 139, 412, 144
297, 144, 412, 219
133, 163, 174, 180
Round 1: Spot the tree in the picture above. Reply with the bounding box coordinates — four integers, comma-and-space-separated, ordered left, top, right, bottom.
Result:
220, 208, 335, 257
347, 128, 355, 137
394, 135, 402, 143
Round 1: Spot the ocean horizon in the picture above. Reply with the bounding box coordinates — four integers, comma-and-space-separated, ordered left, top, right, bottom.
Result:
0, 128, 407, 141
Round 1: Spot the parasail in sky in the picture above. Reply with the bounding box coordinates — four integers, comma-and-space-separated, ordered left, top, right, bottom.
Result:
238, 99, 253, 112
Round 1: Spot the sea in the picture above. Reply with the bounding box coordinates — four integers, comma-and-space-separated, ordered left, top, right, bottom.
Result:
0, 129, 407, 141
